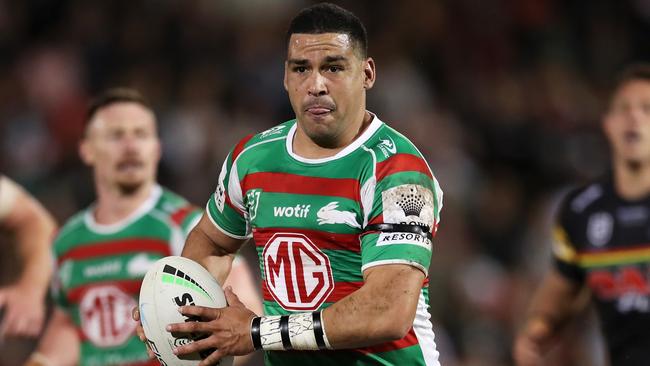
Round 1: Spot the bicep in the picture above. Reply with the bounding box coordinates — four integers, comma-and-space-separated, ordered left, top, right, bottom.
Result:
181, 213, 246, 284
362, 263, 426, 306
182, 214, 245, 257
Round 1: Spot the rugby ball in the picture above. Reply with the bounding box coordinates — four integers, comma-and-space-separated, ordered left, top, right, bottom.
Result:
139, 256, 233, 366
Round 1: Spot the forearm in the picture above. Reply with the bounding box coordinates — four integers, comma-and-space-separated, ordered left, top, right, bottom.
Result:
181, 214, 244, 285
9, 196, 56, 296
322, 271, 419, 348
252, 264, 424, 351
522, 270, 585, 339
16, 228, 55, 295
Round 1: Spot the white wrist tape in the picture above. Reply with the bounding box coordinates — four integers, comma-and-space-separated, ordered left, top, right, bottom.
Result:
250, 311, 332, 351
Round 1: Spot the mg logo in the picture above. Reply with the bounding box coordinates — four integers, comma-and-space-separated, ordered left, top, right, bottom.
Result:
263, 233, 334, 311
79, 285, 137, 347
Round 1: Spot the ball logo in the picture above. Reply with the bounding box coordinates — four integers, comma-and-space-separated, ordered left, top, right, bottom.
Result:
263, 233, 334, 311
79, 285, 137, 347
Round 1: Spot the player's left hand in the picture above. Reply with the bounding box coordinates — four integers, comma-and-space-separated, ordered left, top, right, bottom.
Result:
0, 282, 46, 339
167, 286, 257, 366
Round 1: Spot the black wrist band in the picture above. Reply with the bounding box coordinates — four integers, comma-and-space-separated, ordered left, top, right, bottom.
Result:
312, 311, 327, 350
251, 317, 262, 350
279, 315, 293, 350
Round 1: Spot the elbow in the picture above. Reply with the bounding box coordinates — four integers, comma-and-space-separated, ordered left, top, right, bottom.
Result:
373, 309, 415, 342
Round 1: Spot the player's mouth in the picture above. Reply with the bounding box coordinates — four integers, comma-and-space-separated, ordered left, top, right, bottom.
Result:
623, 131, 641, 143
117, 159, 144, 172
304, 101, 335, 119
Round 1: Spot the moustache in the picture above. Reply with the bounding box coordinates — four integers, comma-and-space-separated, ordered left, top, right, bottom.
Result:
303, 99, 336, 111
116, 159, 144, 170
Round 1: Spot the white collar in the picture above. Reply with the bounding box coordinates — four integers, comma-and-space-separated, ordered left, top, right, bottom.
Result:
286, 112, 383, 164
84, 185, 162, 234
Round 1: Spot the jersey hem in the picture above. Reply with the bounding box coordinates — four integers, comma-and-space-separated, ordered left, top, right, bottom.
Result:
361, 259, 428, 276
205, 202, 251, 240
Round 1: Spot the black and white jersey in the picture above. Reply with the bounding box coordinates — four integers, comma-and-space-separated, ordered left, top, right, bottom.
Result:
554, 176, 650, 366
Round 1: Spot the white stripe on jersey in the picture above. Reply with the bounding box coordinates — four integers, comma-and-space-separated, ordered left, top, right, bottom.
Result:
413, 290, 441, 366
360, 146, 377, 228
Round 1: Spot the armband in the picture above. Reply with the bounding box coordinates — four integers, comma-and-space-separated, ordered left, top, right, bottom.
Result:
363, 223, 432, 240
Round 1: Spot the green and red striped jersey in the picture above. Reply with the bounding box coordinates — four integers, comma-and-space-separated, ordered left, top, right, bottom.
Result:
207, 115, 443, 366
52, 185, 201, 366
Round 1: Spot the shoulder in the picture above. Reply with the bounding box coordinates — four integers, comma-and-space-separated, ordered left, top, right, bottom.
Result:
560, 177, 610, 217
363, 121, 434, 185
364, 122, 423, 161
52, 210, 88, 252
153, 187, 201, 227
230, 120, 295, 163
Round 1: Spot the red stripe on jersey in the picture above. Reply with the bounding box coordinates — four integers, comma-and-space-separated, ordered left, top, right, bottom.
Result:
253, 227, 361, 252
376, 153, 432, 181
367, 214, 384, 226
262, 281, 363, 304
170, 205, 195, 226
232, 134, 255, 162
58, 239, 171, 264
67, 279, 143, 304
356, 327, 419, 354
242, 172, 361, 201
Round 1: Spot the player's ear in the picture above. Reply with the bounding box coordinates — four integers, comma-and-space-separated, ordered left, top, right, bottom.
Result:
283, 61, 289, 92
79, 138, 94, 166
363, 57, 376, 90
154, 138, 162, 163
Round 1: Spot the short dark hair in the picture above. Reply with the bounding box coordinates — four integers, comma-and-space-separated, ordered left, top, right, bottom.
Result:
86, 87, 152, 126
286, 3, 368, 58
613, 63, 650, 91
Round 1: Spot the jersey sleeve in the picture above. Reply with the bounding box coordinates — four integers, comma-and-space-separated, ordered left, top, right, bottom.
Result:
360, 153, 442, 275
552, 197, 586, 283
206, 146, 251, 240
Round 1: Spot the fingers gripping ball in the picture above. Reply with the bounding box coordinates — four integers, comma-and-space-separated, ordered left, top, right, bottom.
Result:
139, 256, 233, 366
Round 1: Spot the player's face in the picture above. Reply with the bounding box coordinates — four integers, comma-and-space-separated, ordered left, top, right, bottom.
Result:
603, 80, 650, 165
81, 102, 161, 194
284, 32, 375, 148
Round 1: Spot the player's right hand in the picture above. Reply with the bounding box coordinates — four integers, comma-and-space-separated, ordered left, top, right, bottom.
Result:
0, 283, 46, 339
513, 317, 552, 366
132, 306, 156, 359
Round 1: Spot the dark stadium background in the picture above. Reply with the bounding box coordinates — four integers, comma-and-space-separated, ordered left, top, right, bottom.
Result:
0, 0, 648, 365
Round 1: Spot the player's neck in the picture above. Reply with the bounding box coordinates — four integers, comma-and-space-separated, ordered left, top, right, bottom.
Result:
294, 110, 372, 159
93, 181, 156, 225
613, 159, 650, 200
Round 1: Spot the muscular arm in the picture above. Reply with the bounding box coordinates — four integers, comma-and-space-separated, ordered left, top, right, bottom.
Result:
323, 264, 424, 348
0, 176, 56, 338
514, 268, 586, 366
181, 214, 246, 285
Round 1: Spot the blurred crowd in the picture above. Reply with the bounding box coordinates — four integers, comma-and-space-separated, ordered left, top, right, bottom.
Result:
0, 0, 649, 365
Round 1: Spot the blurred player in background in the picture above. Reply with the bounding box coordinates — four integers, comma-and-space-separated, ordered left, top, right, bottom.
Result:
135, 3, 443, 366
0, 175, 56, 346
26, 88, 261, 366
514, 63, 650, 366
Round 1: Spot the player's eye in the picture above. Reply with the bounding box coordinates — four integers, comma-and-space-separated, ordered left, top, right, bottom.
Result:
109, 131, 124, 140
293, 66, 307, 73
642, 103, 650, 115
326, 65, 342, 73
134, 129, 150, 139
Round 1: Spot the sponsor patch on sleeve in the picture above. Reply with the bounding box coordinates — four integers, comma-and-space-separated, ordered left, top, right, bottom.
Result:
381, 184, 434, 231
377, 232, 432, 251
